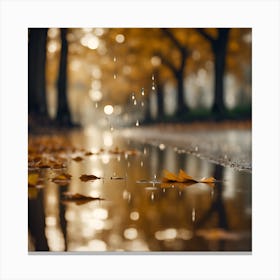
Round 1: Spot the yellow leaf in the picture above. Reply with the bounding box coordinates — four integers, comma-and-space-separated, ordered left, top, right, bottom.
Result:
178, 169, 197, 182
162, 169, 179, 182
28, 173, 39, 186
199, 177, 216, 183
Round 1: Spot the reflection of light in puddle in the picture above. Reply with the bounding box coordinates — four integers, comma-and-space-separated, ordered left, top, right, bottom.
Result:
122, 190, 131, 200
155, 228, 193, 241
125, 240, 149, 251
45, 216, 57, 226
130, 211, 139, 221
91, 219, 105, 230
88, 239, 107, 251
81, 227, 93, 238
89, 190, 100, 198
45, 227, 65, 251
101, 154, 110, 164
65, 210, 76, 221
124, 228, 138, 240
155, 228, 177, 240
103, 131, 113, 147
192, 208, 196, 222
109, 233, 122, 246
90, 168, 103, 178
93, 208, 108, 220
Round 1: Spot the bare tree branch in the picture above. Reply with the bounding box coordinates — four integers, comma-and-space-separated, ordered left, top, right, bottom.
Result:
160, 28, 186, 54
195, 28, 215, 43
153, 50, 178, 75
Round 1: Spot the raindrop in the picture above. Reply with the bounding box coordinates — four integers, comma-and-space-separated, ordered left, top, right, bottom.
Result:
140, 161, 143, 167
131, 93, 135, 100
133, 99, 137, 106
143, 148, 147, 155
195, 146, 198, 152
192, 208, 196, 222
113, 74, 117, 79
151, 192, 155, 200
152, 174, 157, 188
95, 103, 98, 108
110, 125, 114, 132
141, 101, 145, 107
113, 56, 117, 62
152, 85, 156, 91
152, 74, 155, 81
136, 120, 139, 127
163, 188, 166, 192
141, 88, 145, 96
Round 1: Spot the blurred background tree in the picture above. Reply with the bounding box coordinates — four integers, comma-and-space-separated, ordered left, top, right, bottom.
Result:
28, 27, 252, 129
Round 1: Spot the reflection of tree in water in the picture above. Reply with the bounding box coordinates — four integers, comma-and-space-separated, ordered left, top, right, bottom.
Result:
58, 186, 67, 251
28, 190, 49, 251
195, 164, 229, 250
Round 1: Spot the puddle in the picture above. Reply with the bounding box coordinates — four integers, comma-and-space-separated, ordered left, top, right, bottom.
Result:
28, 127, 251, 252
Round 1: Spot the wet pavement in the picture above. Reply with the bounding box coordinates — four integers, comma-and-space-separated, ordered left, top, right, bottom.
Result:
28, 126, 252, 252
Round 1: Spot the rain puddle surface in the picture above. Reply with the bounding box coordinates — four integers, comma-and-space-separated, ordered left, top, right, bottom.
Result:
28, 127, 251, 252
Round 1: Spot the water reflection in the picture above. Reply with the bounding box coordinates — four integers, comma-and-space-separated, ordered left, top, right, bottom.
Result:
28, 128, 251, 252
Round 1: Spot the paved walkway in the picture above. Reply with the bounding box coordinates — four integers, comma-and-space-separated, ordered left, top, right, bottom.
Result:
120, 122, 252, 172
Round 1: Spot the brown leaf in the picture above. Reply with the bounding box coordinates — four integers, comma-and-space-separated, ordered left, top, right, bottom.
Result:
79, 174, 101, 182
72, 156, 83, 162
84, 151, 94, 156
61, 192, 104, 205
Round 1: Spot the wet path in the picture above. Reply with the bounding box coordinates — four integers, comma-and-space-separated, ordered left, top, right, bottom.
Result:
28, 127, 251, 252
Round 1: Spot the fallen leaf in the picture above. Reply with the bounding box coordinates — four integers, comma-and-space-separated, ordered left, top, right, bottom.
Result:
199, 177, 216, 183
110, 176, 125, 180
162, 169, 216, 184
162, 169, 179, 182
61, 192, 104, 205
178, 169, 197, 182
79, 174, 101, 182
51, 173, 72, 185
72, 156, 83, 162
84, 151, 94, 156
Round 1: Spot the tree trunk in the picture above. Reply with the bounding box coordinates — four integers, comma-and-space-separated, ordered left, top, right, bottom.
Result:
176, 71, 187, 116
56, 28, 72, 126
156, 82, 164, 120
28, 28, 48, 116
212, 28, 230, 116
